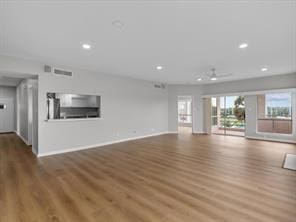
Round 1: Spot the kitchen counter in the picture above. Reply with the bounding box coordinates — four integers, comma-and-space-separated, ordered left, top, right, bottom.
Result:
45, 117, 102, 122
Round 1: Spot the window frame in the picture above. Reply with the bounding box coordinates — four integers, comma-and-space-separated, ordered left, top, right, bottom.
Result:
256, 93, 293, 135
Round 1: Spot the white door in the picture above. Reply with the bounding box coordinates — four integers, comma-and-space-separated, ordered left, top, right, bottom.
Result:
0, 98, 14, 133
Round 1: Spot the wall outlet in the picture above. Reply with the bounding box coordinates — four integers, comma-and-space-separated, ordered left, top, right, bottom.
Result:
133, 130, 137, 134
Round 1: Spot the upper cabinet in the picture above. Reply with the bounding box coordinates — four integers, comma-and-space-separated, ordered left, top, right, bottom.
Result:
59, 94, 72, 107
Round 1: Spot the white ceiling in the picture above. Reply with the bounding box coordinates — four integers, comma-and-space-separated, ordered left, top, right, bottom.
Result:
0, 1, 295, 84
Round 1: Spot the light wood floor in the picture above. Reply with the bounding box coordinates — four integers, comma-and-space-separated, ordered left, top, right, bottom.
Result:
0, 133, 296, 222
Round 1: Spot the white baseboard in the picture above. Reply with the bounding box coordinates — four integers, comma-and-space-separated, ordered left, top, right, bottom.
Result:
15, 131, 31, 146
167, 131, 178, 134
245, 136, 296, 144
37, 131, 170, 157
193, 131, 207, 134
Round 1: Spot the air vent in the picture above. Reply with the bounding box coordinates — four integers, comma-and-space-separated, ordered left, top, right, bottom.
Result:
154, 83, 165, 89
44, 65, 52, 73
53, 68, 73, 77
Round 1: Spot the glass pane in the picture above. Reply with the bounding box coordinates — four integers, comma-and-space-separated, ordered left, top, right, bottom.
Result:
178, 97, 192, 126
257, 93, 292, 134
211, 98, 217, 127
225, 96, 245, 136
211, 96, 245, 136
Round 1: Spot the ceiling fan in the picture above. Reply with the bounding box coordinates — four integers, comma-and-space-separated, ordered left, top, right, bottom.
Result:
198, 68, 232, 81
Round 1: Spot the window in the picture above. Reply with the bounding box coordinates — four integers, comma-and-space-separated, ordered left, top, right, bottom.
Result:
257, 93, 292, 134
265, 94, 292, 118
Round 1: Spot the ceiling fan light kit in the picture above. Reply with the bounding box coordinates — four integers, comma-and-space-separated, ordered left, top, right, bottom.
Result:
198, 68, 232, 82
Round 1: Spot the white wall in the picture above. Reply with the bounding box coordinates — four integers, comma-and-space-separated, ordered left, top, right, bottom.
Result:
17, 80, 29, 143
32, 79, 38, 155
0, 85, 16, 98
16, 79, 39, 153
0, 55, 168, 156
38, 72, 168, 155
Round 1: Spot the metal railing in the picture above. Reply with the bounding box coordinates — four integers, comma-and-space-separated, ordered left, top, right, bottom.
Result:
178, 114, 192, 123
257, 118, 292, 134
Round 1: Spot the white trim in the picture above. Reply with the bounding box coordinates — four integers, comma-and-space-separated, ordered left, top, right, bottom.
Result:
255, 131, 294, 137
31, 147, 38, 155
202, 88, 296, 98
15, 131, 31, 146
245, 136, 296, 144
193, 131, 207, 134
167, 131, 178, 134
37, 131, 170, 157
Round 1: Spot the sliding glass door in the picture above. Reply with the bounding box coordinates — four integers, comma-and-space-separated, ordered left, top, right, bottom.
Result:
211, 96, 245, 136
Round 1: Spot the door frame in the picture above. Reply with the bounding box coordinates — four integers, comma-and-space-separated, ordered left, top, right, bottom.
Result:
177, 95, 194, 134
211, 95, 246, 137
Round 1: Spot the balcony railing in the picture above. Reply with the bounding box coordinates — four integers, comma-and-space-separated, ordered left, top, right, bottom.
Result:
212, 116, 245, 130
178, 114, 192, 126
257, 118, 292, 134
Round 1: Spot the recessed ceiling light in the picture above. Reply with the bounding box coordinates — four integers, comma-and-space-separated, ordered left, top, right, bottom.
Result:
210, 77, 217, 81
197, 78, 202, 81
112, 20, 124, 28
239, 43, 248, 49
156, 66, 163, 70
261, 67, 268, 72
82, 44, 91, 49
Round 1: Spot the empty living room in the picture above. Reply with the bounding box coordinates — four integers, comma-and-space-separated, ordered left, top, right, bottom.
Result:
0, 1, 296, 221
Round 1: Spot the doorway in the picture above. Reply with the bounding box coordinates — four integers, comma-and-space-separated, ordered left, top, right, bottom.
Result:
0, 98, 15, 133
211, 96, 245, 136
0, 73, 38, 154
178, 96, 193, 134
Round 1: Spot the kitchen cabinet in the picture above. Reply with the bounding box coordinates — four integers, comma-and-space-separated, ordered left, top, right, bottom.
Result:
58, 93, 72, 107
57, 94, 98, 107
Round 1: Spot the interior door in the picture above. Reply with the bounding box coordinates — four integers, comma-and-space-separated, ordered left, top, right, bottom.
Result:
0, 98, 14, 133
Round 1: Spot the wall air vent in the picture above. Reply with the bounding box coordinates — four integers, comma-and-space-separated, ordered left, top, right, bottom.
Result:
154, 83, 166, 89
44, 65, 73, 77
53, 68, 73, 77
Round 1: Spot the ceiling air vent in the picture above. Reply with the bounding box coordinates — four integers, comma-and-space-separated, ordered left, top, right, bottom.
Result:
53, 68, 73, 77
